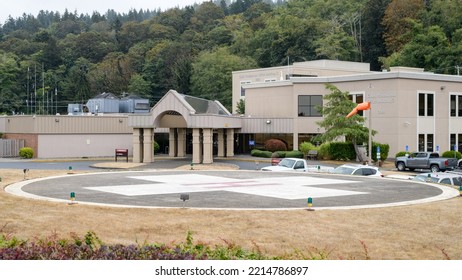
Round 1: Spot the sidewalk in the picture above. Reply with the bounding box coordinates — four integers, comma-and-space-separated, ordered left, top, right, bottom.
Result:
89, 154, 400, 173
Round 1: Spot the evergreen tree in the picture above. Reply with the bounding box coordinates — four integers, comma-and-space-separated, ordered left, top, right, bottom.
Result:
315, 84, 376, 162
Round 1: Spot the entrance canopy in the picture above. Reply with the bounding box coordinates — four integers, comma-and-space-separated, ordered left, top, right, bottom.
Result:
129, 89, 242, 129
128, 90, 242, 164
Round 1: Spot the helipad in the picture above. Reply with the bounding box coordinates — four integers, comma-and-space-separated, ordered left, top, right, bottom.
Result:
6, 170, 459, 210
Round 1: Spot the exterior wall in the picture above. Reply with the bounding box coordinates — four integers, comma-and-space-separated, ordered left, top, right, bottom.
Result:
239, 68, 462, 158
245, 85, 294, 118
3, 133, 38, 157
2, 115, 133, 158
38, 134, 132, 158
232, 60, 371, 113
3, 115, 132, 134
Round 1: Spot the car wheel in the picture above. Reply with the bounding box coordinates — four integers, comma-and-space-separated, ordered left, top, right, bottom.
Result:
396, 162, 405, 171
430, 165, 440, 173
459, 161, 462, 169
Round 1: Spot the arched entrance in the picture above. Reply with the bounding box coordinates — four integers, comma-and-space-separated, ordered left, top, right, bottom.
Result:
129, 90, 242, 164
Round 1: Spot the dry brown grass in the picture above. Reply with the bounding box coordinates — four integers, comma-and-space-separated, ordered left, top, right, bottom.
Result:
1, 168, 462, 260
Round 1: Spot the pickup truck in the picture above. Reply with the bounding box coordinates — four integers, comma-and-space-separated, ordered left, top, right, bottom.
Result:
395, 152, 458, 172
261, 158, 332, 172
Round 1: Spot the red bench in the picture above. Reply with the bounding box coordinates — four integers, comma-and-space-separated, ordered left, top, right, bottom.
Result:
115, 149, 128, 162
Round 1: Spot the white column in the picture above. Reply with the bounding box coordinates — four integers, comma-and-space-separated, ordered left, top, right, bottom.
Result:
143, 128, 154, 163
226, 128, 234, 157
168, 128, 176, 157
203, 128, 213, 164
192, 128, 201, 164
177, 128, 186, 157
132, 128, 141, 163
293, 132, 299, 151
217, 129, 225, 157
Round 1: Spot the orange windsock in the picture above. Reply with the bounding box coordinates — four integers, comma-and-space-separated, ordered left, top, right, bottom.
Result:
356, 101, 371, 111
346, 101, 371, 118
346, 108, 358, 118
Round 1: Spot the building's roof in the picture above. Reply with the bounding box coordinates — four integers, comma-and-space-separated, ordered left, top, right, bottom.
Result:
91, 92, 118, 99
121, 94, 148, 100
181, 94, 230, 116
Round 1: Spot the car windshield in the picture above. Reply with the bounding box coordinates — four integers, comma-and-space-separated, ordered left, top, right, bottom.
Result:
278, 159, 295, 168
412, 175, 439, 183
332, 166, 355, 175
452, 177, 462, 186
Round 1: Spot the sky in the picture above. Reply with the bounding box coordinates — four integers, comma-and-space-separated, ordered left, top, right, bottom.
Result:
0, 0, 207, 23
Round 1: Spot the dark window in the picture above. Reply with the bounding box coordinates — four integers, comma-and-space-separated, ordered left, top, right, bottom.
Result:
427, 134, 433, 152
427, 94, 434, 116
450, 134, 456, 150
459, 134, 462, 151
440, 178, 451, 185
298, 95, 322, 117
353, 169, 363, 175
450, 95, 456, 117
418, 134, 425, 151
419, 93, 434, 116
419, 94, 425, 116
459, 96, 462, 116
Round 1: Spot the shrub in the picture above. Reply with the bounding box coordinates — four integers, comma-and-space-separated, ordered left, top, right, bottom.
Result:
153, 141, 160, 154
0, 231, 268, 260
371, 142, 390, 161
19, 147, 34, 159
442, 150, 461, 159
328, 142, 356, 160
299, 142, 316, 157
272, 151, 286, 158
250, 149, 272, 158
264, 139, 287, 152
285, 150, 304, 158
318, 142, 331, 160
395, 151, 408, 157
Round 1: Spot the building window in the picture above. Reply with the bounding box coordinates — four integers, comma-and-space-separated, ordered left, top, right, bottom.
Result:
298, 95, 322, 117
427, 134, 433, 152
449, 94, 462, 117
427, 94, 434, 116
450, 134, 456, 150
349, 93, 364, 116
459, 96, 462, 116
450, 95, 456, 116
418, 134, 425, 151
419, 93, 434, 116
419, 134, 434, 152
240, 81, 251, 97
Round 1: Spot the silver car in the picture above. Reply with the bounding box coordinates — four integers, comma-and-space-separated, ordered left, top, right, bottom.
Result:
412, 172, 462, 186
331, 164, 384, 177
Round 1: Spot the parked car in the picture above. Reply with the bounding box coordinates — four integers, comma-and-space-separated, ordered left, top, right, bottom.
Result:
394, 152, 458, 172
411, 172, 462, 186
330, 164, 384, 177
261, 158, 309, 172
261, 158, 333, 172
458, 159, 462, 169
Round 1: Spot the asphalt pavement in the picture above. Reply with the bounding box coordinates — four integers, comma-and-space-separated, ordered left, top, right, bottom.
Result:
3, 155, 460, 210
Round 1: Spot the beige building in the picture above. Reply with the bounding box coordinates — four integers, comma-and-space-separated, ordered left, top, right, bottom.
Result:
3, 60, 462, 161
233, 60, 462, 157
0, 115, 133, 158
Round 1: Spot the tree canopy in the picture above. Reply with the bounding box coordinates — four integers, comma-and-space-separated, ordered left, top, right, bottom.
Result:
1, 0, 462, 114
315, 84, 376, 161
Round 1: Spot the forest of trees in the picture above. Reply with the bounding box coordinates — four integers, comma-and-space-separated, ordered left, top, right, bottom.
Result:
1, 0, 462, 115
